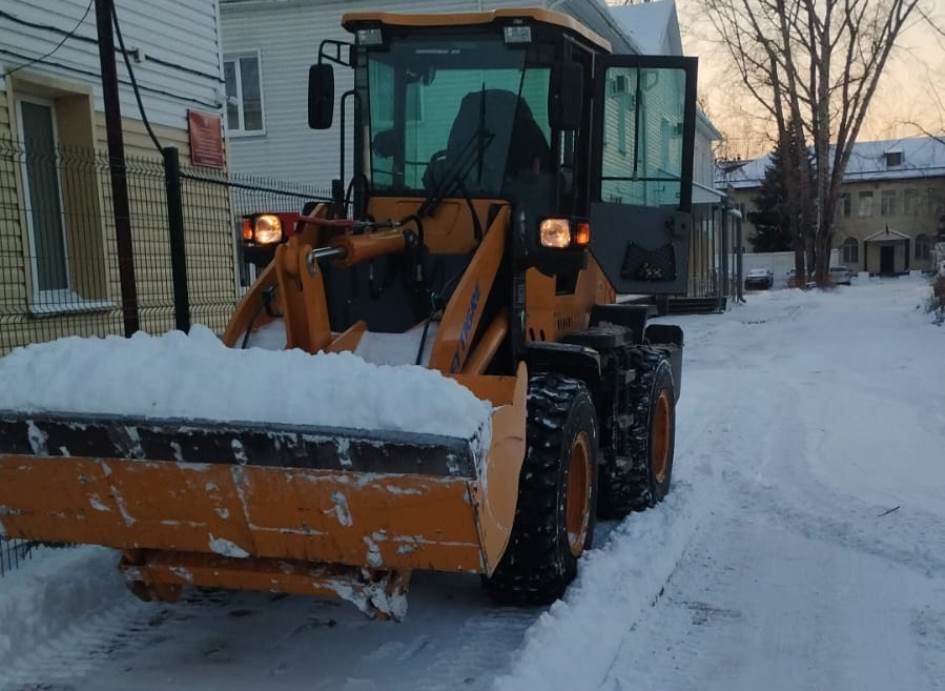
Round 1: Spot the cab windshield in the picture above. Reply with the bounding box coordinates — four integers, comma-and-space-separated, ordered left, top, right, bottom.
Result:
364, 35, 552, 198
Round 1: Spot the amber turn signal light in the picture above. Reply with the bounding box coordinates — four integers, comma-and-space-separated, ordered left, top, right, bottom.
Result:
539, 218, 591, 248
573, 222, 591, 246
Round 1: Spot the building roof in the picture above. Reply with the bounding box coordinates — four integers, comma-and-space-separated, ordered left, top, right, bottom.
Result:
716, 136, 945, 190
609, 0, 682, 55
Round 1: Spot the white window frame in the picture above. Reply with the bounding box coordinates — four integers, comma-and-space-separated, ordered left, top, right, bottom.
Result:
224, 51, 266, 137
16, 95, 72, 303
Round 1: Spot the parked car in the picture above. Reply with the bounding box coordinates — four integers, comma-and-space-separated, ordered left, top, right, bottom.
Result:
744, 268, 774, 290
829, 265, 853, 285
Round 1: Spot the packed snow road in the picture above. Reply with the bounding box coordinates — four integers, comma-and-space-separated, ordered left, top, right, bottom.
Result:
1, 277, 943, 691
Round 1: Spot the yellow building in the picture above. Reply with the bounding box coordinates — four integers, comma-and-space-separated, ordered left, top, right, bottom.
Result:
0, 0, 238, 354
719, 137, 945, 275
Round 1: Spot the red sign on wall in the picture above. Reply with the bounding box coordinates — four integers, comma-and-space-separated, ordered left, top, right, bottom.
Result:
187, 110, 225, 168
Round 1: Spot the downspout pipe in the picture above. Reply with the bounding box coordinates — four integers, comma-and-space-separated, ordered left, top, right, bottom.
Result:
726, 205, 745, 303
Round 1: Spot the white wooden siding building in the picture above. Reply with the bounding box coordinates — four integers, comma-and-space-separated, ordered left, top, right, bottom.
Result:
219, 0, 719, 195
0, 0, 226, 145
0, 0, 234, 350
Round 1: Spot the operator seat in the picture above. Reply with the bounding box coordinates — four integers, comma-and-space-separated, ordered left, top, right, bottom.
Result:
425, 89, 551, 194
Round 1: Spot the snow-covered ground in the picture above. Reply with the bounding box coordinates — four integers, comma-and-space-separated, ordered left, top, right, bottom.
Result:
1, 277, 943, 691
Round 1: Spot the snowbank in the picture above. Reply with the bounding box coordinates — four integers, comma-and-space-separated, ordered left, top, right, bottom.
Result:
493, 478, 713, 691
0, 547, 127, 669
0, 327, 491, 440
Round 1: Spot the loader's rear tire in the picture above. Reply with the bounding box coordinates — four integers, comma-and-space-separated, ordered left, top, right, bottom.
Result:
598, 347, 676, 518
483, 373, 598, 606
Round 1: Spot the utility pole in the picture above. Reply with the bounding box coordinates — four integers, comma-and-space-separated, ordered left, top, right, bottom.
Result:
95, 0, 139, 336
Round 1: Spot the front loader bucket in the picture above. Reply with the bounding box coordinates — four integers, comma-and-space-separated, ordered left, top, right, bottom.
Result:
0, 367, 526, 618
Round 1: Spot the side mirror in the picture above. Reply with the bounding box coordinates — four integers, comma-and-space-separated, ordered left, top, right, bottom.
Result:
308, 64, 335, 130
549, 61, 584, 131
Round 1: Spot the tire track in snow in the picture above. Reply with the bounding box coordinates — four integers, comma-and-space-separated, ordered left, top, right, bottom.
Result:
412, 609, 538, 690
723, 373, 945, 578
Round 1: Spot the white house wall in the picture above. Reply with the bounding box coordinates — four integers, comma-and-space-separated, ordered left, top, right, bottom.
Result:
0, 0, 224, 130
220, 0, 570, 188
220, 0, 719, 192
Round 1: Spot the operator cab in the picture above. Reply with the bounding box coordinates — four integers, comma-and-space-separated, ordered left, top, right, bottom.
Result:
307, 9, 697, 339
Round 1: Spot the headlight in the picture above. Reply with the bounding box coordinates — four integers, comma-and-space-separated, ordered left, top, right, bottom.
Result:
254, 214, 283, 244
539, 218, 591, 249
242, 214, 283, 245
540, 218, 571, 248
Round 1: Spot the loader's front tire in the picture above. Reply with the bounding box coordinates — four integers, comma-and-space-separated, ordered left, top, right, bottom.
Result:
483, 373, 598, 606
598, 347, 676, 517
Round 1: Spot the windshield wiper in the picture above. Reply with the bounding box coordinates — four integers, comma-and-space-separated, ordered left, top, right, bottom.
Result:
416, 125, 495, 219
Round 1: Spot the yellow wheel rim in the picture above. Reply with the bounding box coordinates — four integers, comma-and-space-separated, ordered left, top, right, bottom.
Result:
651, 389, 672, 485
566, 431, 592, 558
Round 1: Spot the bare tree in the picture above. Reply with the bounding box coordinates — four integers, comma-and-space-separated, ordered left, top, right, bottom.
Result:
701, 0, 925, 283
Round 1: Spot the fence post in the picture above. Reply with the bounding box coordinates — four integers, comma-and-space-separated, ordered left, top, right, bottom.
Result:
163, 146, 191, 332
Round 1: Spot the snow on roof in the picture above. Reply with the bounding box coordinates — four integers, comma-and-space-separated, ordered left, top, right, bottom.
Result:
609, 0, 682, 55
716, 136, 945, 190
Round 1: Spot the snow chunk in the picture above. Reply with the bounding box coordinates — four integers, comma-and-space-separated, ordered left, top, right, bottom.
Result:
363, 534, 384, 568
331, 491, 353, 527
88, 495, 111, 513
26, 421, 47, 456
0, 326, 492, 441
208, 535, 250, 559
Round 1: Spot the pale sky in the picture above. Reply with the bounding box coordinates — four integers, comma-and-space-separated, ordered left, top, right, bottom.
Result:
667, 0, 945, 158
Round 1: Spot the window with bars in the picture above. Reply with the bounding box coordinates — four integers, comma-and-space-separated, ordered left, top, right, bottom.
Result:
224, 53, 265, 135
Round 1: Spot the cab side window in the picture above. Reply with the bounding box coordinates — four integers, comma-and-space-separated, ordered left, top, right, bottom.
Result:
600, 66, 686, 208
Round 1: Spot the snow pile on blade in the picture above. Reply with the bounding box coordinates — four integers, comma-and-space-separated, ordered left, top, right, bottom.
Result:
0, 326, 491, 440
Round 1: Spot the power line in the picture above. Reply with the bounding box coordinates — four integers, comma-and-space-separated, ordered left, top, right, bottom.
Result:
111, 2, 162, 153
0, 6, 222, 83
0, 48, 219, 109
2, 0, 94, 78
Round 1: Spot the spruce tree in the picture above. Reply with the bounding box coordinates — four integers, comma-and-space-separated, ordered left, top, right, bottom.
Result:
747, 139, 794, 252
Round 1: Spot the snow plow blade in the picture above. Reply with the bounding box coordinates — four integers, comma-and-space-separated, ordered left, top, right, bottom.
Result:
0, 372, 526, 617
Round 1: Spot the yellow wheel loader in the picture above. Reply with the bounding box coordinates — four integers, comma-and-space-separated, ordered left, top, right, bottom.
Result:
0, 9, 697, 618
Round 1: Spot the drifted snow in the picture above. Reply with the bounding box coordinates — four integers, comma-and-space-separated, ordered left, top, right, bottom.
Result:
0, 325, 491, 441
354, 321, 438, 367
243, 318, 439, 368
